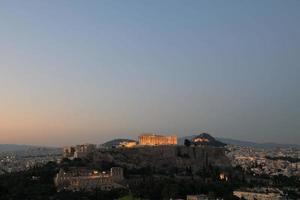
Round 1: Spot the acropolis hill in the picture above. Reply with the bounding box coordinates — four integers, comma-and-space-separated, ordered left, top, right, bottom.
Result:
93, 145, 230, 173
63, 133, 231, 173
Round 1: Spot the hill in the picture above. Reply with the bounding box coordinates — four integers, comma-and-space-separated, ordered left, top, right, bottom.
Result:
191, 133, 226, 147
216, 138, 300, 149
0, 144, 38, 152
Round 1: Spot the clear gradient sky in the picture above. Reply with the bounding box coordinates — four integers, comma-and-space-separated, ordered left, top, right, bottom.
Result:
0, 0, 299, 146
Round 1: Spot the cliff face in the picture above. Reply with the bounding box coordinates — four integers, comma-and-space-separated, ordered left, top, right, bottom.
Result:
93, 146, 231, 173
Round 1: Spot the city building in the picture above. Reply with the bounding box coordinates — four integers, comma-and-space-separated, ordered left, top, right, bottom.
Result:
226, 145, 300, 177
233, 188, 284, 200
139, 134, 177, 145
187, 194, 209, 200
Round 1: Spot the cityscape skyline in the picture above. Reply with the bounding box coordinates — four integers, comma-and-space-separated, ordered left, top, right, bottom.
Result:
0, 0, 299, 146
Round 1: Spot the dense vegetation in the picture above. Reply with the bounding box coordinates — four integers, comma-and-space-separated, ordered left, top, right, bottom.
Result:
128, 177, 239, 199
0, 159, 299, 199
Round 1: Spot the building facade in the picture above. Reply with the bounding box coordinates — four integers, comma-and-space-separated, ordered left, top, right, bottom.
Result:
139, 134, 177, 145
187, 195, 209, 200
55, 167, 124, 191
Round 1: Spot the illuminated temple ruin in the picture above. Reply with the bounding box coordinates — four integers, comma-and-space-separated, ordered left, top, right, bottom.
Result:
139, 134, 177, 145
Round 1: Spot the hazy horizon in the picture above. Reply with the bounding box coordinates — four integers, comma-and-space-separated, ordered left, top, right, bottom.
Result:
0, 132, 300, 148
0, 0, 299, 146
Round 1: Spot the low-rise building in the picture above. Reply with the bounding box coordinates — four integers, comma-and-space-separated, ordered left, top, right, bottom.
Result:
187, 194, 209, 200
233, 188, 284, 200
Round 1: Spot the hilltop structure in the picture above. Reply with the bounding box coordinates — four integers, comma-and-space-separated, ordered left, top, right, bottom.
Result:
139, 134, 177, 146
63, 144, 96, 159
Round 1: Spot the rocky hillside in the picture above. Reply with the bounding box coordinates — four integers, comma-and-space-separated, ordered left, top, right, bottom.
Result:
92, 145, 230, 174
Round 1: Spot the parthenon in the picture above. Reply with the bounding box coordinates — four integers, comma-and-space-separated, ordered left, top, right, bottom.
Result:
139, 134, 177, 145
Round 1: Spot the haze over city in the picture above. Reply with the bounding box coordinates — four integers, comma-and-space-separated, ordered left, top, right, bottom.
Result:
0, 0, 299, 146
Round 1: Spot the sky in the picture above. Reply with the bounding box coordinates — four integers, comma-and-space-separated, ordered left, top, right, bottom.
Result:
0, 0, 299, 146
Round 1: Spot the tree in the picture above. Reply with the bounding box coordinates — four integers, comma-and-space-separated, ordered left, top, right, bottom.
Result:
184, 139, 192, 147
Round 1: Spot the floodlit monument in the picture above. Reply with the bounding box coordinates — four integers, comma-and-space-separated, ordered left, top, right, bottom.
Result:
139, 134, 177, 145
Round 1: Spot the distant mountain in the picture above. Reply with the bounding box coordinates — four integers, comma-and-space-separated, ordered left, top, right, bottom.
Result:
101, 139, 137, 148
178, 136, 300, 149
216, 138, 300, 149
0, 144, 36, 152
0, 144, 60, 153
